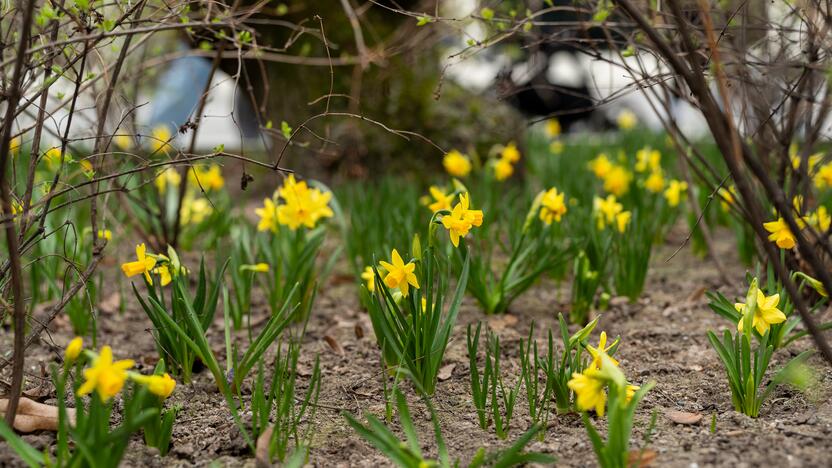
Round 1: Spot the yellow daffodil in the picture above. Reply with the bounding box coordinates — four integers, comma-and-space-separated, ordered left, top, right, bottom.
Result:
616, 109, 637, 130
275, 175, 333, 230
361, 266, 376, 292
615, 211, 631, 233
441, 193, 483, 247
461, 193, 484, 228
493, 157, 514, 181
79, 159, 94, 177
763, 217, 797, 249
97, 229, 112, 241
791, 153, 822, 172
814, 163, 832, 189
635, 148, 661, 173
240, 263, 270, 273
121, 243, 157, 285
735, 289, 786, 335
378, 249, 419, 297
426, 186, 454, 212
798, 272, 827, 297
587, 331, 619, 369
549, 140, 564, 155
65, 337, 83, 362
443, 150, 472, 178
77, 346, 135, 402
1, 199, 22, 219
588, 153, 613, 179
130, 372, 176, 399
255, 198, 278, 232
810, 206, 830, 233
153, 264, 173, 287
594, 195, 623, 229
625, 384, 640, 403
276, 190, 330, 230
501, 143, 521, 163
792, 195, 805, 215
154, 168, 181, 193
568, 367, 607, 416
539, 187, 567, 224
545, 118, 561, 138
113, 131, 132, 150
188, 164, 224, 191
150, 125, 173, 153
663, 179, 688, 207
602, 166, 632, 196
9, 136, 21, 157
180, 196, 212, 225
719, 186, 735, 212
644, 170, 665, 193
42, 147, 67, 169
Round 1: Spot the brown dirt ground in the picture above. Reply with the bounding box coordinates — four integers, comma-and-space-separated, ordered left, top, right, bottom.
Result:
2, 225, 832, 467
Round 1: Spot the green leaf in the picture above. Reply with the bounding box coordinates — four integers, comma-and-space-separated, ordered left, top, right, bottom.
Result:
0, 420, 45, 467
281, 121, 293, 139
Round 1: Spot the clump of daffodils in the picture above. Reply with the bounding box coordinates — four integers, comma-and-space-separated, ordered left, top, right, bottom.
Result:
588, 152, 632, 196
663, 179, 688, 207
68, 339, 176, 401
490, 142, 521, 181
602, 165, 632, 196
588, 153, 613, 179
121, 244, 187, 287
439, 192, 484, 247
538, 187, 567, 224
734, 287, 786, 335
567, 331, 654, 468
593, 195, 630, 233
255, 174, 333, 232
707, 278, 817, 417
567, 333, 640, 417
188, 164, 225, 191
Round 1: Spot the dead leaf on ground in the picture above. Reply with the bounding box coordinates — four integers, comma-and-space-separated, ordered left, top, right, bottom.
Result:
628, 449, 657, 467
0, 397, 76, 432
437, 363, 456, 381
323, 335, 344, 356
354, 324, 364, 339
666, 409, 703, 425
99, 292, 121, 314
685, 286, 707, 303
487, 314, 518, 331
255, 425, 273, 467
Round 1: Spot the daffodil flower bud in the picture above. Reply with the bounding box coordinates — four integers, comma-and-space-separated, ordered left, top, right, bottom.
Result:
65, 337, 83, 362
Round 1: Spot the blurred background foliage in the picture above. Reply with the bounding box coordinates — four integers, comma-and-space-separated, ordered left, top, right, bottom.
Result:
199, 0, 525, 182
